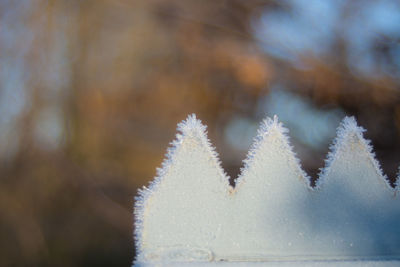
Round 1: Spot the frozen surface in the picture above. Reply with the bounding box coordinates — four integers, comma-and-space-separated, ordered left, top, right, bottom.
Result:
135, 114, 400, 265
135, 115, 231, 262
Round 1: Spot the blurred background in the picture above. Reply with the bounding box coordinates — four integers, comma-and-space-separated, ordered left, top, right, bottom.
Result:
1, 0, 400, 265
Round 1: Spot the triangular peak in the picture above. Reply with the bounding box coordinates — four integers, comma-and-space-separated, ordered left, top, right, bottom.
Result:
135, 114, 230, 261
225, 116, 312, 257
140, 114, 230, 192
235, 115, 311, 190
316, 116, 392, 193
172, 114, 230, 186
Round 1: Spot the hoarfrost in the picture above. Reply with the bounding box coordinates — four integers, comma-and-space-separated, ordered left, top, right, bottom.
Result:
135, 114, 230, 262
135, 114, 400, 265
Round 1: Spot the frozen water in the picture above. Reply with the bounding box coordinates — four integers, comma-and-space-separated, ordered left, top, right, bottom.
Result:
134, 114, 400, 265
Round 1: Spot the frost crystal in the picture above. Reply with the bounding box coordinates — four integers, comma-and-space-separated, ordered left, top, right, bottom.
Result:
134, 114, 400, 265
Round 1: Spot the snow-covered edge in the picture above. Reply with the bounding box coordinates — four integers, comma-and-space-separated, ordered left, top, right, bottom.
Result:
234, 115, 312, 190
134, 114, 230, 263
316, 116, 392, 191
134, 115, 398, 263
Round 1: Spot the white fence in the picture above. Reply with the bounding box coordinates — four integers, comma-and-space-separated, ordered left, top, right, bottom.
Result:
134, 114, 400, 265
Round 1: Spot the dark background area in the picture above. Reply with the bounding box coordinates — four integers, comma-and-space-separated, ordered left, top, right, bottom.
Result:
1, 0, 400, 266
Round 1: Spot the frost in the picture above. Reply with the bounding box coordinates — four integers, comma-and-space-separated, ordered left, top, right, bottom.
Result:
134, 114, 230, 263
316, 116, 391, 191
226, 116, 313, 258
134, 114, 400, 265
